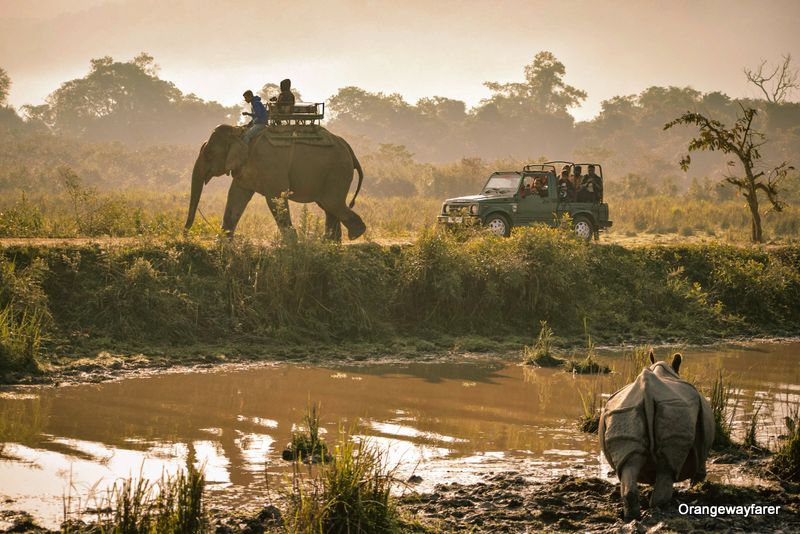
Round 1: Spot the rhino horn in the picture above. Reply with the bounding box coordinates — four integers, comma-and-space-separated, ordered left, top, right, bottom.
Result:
649, 349, 655, 365
671, 353, 682, 374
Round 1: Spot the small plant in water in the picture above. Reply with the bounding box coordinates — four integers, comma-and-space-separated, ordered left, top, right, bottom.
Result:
709, 369, 738, 450
577, 380, 601, 433
285, 429, 398, 534
564, 318, 610, 374
771, 406, 800, 482
522, 321, 564, 367
283, 401, 331, 463
743, 403, 763, 450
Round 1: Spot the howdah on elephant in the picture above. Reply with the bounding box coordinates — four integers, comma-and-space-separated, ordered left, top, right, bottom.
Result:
185, 124, 365, 240
599, 351, 714, 520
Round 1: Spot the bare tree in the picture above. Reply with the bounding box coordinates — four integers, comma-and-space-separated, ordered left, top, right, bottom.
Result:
665, 105, 794, 243
744, 54, 799, 104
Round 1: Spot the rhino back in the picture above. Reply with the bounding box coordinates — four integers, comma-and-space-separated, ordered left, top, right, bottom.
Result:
600, 364, 708, 482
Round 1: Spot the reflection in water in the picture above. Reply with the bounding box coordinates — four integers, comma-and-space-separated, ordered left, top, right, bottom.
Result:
0, 342, 798, 528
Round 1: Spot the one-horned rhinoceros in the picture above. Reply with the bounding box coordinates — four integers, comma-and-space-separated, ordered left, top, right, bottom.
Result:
599, 352, 714, 520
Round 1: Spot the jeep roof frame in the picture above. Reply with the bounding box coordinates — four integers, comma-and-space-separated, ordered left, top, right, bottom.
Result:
542, 161, 604, 179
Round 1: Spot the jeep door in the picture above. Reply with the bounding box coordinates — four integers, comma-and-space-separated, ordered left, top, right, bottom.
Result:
515, 172, 557, 226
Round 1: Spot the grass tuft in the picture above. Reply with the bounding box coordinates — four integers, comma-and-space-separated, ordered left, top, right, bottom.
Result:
62, 461, 205, 533
771, 407, 800, 483
285, 430, 398, 534
283, 402, 331, 463
709, 370, 738, 450
522, 321, 564, 367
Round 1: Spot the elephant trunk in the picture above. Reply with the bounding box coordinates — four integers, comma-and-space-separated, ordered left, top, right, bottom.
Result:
185, 145, 208, 230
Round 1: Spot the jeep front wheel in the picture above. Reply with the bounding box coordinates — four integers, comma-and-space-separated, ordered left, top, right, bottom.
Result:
573, 215, 595, 241
484, 213, 511, 237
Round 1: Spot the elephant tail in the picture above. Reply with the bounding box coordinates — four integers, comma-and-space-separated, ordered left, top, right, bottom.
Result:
347, 143, 364, 209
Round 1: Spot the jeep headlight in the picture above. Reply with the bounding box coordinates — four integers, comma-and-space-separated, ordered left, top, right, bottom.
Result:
470, 204, 479, 215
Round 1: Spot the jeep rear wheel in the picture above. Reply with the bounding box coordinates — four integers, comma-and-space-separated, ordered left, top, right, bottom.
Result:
484, 213, 511, 237
573, 215, 594, 241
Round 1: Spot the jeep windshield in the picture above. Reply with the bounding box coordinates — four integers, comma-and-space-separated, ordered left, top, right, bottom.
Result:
481, 173, 520, 195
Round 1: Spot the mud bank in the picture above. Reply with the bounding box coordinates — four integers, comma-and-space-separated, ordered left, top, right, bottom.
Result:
399, 472, 799, 533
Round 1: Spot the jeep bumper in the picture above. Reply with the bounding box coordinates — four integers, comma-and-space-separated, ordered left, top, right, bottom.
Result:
437, 214, 481, 226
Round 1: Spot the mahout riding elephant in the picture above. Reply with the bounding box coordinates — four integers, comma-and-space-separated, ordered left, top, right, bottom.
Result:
185, 124, 365, 241
599, 351, 714, 520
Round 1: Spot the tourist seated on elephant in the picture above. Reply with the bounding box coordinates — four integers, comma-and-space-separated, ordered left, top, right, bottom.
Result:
241, 90, 268, 144
270, 79, 296, 123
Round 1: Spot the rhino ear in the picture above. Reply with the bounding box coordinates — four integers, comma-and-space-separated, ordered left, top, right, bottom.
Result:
225, 137, 248, 174
649, 349, 655, 365
671, 353, 682, 374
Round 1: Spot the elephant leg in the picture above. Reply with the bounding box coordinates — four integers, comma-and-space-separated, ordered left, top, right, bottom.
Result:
317, 200, 366, 241
266, 195, 296, 238
651, 469, 674, 509
619, 453, 646, 520
222, 182, 255, 237
320, 205, 342, 242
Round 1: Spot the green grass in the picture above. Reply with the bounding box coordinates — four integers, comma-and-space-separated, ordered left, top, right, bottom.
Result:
0, 231, 799, 381
771, 407, 800, 483
564, 319, 610, 375
709, 370, 738, 450
576, 379, 601, 433
284, 402, 331, 463
62, 462, 205, 534
284, 431, 398, 534
522, 321, 564, 367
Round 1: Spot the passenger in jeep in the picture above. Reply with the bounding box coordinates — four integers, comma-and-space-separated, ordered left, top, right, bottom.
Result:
559, 166, 576, 201
535, 175, 549, 197
571, 165, 583, 200
578, 164, 602, 202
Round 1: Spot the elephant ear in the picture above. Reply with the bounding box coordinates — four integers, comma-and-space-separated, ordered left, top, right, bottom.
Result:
224, 137, 248, 174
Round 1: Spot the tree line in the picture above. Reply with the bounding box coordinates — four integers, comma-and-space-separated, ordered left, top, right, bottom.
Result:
1, 51, 798, 241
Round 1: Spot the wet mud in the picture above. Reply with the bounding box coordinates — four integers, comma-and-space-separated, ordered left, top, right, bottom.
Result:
399, 470, 799, 533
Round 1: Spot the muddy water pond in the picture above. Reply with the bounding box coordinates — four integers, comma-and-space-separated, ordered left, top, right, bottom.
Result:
1, 342, 798, 528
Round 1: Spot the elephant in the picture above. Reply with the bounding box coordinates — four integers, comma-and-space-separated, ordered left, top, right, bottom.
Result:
599, 351, 714, 520
185, 124, 365, 241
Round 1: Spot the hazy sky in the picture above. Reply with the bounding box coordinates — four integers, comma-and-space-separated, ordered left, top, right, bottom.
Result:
1, 0, 799, 121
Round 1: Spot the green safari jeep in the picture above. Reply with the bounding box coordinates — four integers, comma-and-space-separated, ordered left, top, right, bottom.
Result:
437, 161, 612, 240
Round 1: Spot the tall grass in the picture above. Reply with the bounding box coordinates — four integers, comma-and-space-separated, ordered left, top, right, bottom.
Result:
564, 319, 610, 374
771, 406, 800, 482
522, 321, 563, 367
0, 232, 798, 372
709, 370, 738, 450
285, 402, 331, 463
62, 463, 205, 534
285, 431, 398, 534
0, 257, 50, 373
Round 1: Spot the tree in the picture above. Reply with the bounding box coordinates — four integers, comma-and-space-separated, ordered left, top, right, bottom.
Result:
0, 67, 10, 106
744, 54, 799, 104
483, 51, 587, 116
665, 106, 794, 243
28, 53, 232, 144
